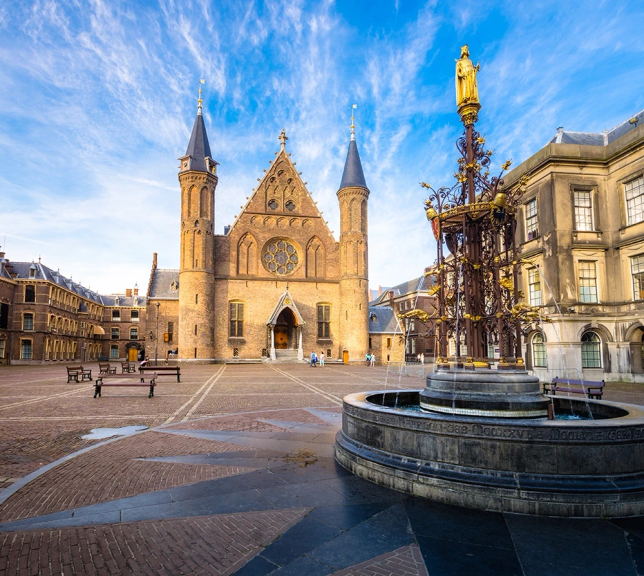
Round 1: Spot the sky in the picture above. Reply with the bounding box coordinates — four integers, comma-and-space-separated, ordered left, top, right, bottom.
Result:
1, 0, 644, 295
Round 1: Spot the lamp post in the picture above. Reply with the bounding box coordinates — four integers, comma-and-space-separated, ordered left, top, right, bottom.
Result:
155, 302, 160, 366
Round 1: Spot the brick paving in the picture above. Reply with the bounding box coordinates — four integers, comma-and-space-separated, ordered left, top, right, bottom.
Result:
332, 545, 428, 576
3, 363, 638, 575
0, 508, 309, 575
0, 431, 255, 522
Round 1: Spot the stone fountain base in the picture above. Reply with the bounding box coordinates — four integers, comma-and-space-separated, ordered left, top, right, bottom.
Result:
335, 390, 644, 517
420, 368, 549, 418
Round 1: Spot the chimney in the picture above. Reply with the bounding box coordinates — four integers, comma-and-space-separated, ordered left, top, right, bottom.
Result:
152, 252, 158, 269
126, 288, 132, 297
389, 291, 394, 309
133, 286, 139, 296
378, 285, 383, 296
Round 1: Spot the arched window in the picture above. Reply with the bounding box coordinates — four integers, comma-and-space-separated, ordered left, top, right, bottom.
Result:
200, 187, 209, 218
581, 331, 601, 368
112, 327, 120, 340
532, 333, 547, 367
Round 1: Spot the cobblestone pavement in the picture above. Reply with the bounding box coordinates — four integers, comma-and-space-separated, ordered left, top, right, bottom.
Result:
1, 363, 643, 575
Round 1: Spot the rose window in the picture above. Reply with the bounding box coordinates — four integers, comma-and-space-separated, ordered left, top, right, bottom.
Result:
262, 239, 299, 275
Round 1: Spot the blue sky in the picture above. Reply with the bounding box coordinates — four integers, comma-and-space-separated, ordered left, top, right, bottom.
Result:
1, 0, 643, 294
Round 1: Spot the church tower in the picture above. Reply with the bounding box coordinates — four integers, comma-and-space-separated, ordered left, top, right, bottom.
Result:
177, 86, 218, 360
337, 113, 369, 361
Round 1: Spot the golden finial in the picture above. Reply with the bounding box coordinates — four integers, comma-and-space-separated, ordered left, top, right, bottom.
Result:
197, 79, 205, 114
350, 104, 357, 141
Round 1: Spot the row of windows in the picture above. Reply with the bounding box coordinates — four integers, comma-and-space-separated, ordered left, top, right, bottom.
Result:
111, 309, 139, 321
111, 327, 138, 339
528, 255, 644, 305
530, 331, 602, 369
524, 175, 644, 238
227, 302, 333, 339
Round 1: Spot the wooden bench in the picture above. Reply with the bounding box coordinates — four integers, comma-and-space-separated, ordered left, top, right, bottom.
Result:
543, 377, 605, 400
67, 365, 92, 383
94, 373, 157, 398
98, 362, 117, 375
121, 361, 137, 374
140, 365, 181, 382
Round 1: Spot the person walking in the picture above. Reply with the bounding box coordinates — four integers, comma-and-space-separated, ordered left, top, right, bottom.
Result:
370, 353, 376, 367
365, 352, 370, 366
310, 351, 318, 367
319, 351, 325, 367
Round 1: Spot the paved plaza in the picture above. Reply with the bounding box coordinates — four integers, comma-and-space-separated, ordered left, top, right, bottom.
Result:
1, 363, 644, 575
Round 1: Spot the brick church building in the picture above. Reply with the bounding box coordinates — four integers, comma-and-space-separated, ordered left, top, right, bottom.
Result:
146, 98, 374, 363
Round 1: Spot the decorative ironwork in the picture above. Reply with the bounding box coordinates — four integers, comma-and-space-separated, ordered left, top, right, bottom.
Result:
415, 45, 546, 366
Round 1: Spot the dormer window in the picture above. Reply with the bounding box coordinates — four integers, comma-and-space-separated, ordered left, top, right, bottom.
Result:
29, 268, 36, 278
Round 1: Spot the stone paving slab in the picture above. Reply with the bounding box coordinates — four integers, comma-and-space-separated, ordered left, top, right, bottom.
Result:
1, 364, 643, 575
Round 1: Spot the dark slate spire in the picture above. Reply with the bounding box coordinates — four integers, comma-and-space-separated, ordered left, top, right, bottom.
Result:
184, 111, 212, 173
339, 138, 368, 190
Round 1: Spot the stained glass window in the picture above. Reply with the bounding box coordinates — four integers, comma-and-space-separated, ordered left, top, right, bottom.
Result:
263, 239, 299, 275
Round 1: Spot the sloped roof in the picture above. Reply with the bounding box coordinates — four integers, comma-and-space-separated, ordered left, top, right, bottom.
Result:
339, 138, 368, 190
372, 275, 432, 305
5, 261, 146, 306
549, 109, 644, 146
184, 112, 212, 172
148, 269, 180, 299
368, 306, 401, 334
266, 290, 305, 326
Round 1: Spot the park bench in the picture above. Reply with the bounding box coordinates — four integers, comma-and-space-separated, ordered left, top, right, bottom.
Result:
543, 377, 605, 400
93, 373, 157, 398
140, 365, 181, 382
121, 361, 137, 374
66, 365, 92, 383
98, 362, 117, 375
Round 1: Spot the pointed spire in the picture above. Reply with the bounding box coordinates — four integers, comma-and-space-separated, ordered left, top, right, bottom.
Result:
339, 105, 368, 190
183, 79, 213, 173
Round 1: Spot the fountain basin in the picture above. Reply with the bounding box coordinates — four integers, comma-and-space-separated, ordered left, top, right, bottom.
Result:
335, 390, 644, 517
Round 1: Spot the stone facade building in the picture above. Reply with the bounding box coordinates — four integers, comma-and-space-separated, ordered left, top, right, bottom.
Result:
147, 103, 371, 363
370, 276, 437, 362
504, 110, 644, 381
0, 250, 146, 364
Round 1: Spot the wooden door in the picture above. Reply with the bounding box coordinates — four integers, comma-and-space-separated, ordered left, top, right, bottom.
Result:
128, 348, 138, 361
274, 326, 288, 349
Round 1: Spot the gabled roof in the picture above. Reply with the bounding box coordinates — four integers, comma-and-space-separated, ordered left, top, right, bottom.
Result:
368, 306, 402, 334
148, 269, 180, 300
549, 109, 644, 147
184, 112, 213, 173
266, 290, 305, 326
339, 138, 368, 190
372, 276, 432, 305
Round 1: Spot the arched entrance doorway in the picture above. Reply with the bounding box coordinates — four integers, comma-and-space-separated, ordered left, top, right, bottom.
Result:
274, 308, 297, 349
125, 342, 142, 362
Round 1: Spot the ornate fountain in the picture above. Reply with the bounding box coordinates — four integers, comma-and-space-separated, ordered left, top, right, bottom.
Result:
335, 46, 644, 517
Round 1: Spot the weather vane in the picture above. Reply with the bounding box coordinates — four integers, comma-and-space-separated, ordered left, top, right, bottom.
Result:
198, 79, 205, 113
350, 104, 357, 140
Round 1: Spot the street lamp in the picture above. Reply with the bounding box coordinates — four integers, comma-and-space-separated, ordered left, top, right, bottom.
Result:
155, 302, 160, 366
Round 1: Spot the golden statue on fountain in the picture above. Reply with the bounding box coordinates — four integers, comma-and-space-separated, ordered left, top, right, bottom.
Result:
455, 44, 481, 125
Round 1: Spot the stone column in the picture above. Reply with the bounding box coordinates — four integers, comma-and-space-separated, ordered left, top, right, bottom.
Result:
270, 326, 276, 361
298, 327, 303, 361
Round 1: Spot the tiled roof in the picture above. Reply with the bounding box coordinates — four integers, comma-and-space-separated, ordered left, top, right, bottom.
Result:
549, 109, 644, 146
372, 276, 431, 305
184, 112, 212, 172
368, 306, 401, 334
4, 261, 145, 306
339, 138, 368, 190
149, 269, 180, 299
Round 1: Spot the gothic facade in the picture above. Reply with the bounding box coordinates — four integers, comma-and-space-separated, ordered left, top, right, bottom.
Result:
146, 105, 371, 363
